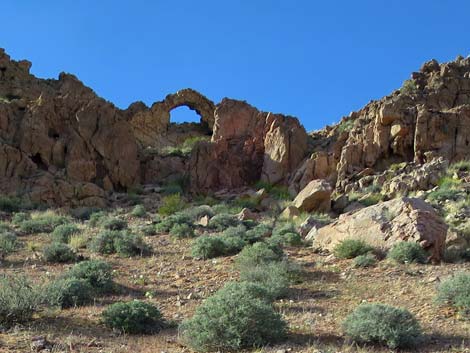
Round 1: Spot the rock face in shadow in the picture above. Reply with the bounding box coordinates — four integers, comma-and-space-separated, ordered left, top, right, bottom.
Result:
189, 99, 309, 191
311, 197, 448, 262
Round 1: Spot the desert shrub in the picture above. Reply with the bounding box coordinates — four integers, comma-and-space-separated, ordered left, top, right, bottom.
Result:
449, 159, 470, 173
239, 262, 292, 300
427, 187, 462, 203
66, 260, 113, 293
89, 230, 119, 254
131, 204, 146, 218
100, 217, 128, 231
114, 232, 150, 257
155, 213, 191, 234
141, 224, 157, 236
46, 278, 94, 308
0, 222, 10, 232
359, 193, 383, 207
387, 242, 427, 264
89, 211, 107, 227
333, 239, 374, 259
235, 242, 284, 271
245, 223, 271, 244
208, 213, 239, 231
343, 303, 422, 349
0, 275, 42, 327
0, 195, 22, 213
219, 233, 246, 255
180, 205, 214, 221
254, 181, 292, 201
0, 231, 18, 259
353, 253, 377, 268
436, 272, 470, 316
12, 212, 30, 225
102, 300, 164, 334
43, 243, 77, 263
19, 213, 69, 234
158, 194, 186, 216
180, 281, 286, 352
69, 234, 89, 250
337, 118, 355, 133
233, 196, 260, 209
170, 223, 195, 238
400, 79, 419, 96
51, 224, 80, 243
271, 223, 302, 246
161, 181, 184, 195
191, 235, 226, 259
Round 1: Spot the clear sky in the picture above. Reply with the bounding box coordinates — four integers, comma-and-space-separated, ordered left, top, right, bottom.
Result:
1, 1, 469, 131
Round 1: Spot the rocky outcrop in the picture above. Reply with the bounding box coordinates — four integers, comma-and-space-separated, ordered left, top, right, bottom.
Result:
311, 197, 448, 262
292, 179, 332, 212
190, 99, 309, 191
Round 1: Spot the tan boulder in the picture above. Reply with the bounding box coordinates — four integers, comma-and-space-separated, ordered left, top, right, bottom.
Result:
311, 197, 448, 262
237, 208, 259, 221
292, 179, 332, 212
280, 205, 300, 219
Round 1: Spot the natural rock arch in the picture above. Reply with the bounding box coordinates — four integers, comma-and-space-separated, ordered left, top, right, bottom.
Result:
128, 89, 216, 148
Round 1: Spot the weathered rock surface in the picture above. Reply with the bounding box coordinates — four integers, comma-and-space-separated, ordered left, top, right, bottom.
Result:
292, 179, 332, 212
311, 197, 448, 261
190, 99, 309, 191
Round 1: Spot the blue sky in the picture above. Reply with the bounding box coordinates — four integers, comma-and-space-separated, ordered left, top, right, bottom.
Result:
1, 1, 469, 131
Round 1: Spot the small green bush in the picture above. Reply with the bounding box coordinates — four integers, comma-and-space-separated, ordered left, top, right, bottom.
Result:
46, 278, 94, 308
43, 243, 77, 263
170, 223, 195, 238
400, 79, 419, 96
180, 205, 215, 221
19, 213, 69, 234
245, 223, 271, 244
100, 217, 128, 231
0, 195, 22, 213
155, 213, 191, 234
180, 281, 286, 352
343, 303, 422, 349
51, 224, 80, 243
12, 212, 30, 225
427, 187, 462, 203
89, 230, 119, 254
114, 232, 151, 257
0, 231, 18, 259
353, 253, 377, 268
208, 213, 239, 231
102, 300, 164, 334
66, 260, 113, 293
191, 235, 226, 259
141, 224, 157, 236
131, 204, 147, 218
436, 272, 470, 316
449, 159, 470, 173
158, 194, 186, 216
235, 242, 283, 271
240, 262, 292, 300
333, 239, 374, 259
271, 224, 302, 246
0, 275, 42, 327
219, 233, 246, 255
89, 211, 107, 227
387, 242, 427, 264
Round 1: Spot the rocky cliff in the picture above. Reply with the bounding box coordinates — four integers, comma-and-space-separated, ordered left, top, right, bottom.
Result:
2, 49, 470, 207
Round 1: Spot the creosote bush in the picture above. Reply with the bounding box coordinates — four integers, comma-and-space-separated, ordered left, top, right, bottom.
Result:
436, 272, 470, 316
208, 213, 240, 231
158, 194, 186, 216
51, 223, 80, 243
102, 300, 164, 334
235, 242, 284, 271
271, 224, 302, 246
43, 242, 77, 263
19, 212, 69, 234
66, 260, 113, 293
90, 230, 150, 257
0, 231, 18, 259
46, 278, 94, 308
100, 217, 128, 231
191, 235, 226, 259
0, 275, 42, 327
343, 303, 422, 349
170, 223, 195, 238
387, 242, 427, 264
180, 282, 286, 352
131, 204, 146, 218
353, 253, 377, 268
155, 213, 191, 234
333, 239, 374, 259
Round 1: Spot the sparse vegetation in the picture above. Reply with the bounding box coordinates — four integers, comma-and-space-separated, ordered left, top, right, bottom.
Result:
400, 79, 419, 96
19, 212, 69, 234
46, 278, 94, 308
208, 213, 239, 231
337, 118, 355, 133
333, 239, 374, 259
66, 260, 114, 293
51, 223, 80, 243
43, 242, 77, 263
90, 230, 150, 257
436, 272, 470, 316
169, 223, 195, 238
387, 242, 427, 264
353, 253, 377, 268
158, 193, 187, 216
191, 235, 226, 259
102, 300, 165, 334
0, 231, 18, 259
131, 204, 147, 218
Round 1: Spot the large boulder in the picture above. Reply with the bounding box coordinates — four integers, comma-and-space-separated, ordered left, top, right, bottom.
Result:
311, 197, 448, 262
292, 179, 332, 213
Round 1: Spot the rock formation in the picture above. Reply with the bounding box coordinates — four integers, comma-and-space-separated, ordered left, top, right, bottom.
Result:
311, 197, 448, 262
